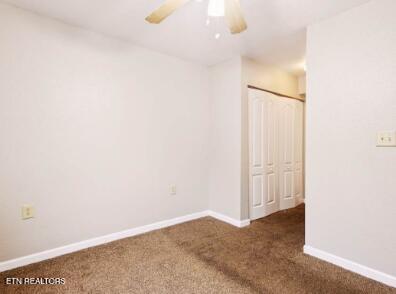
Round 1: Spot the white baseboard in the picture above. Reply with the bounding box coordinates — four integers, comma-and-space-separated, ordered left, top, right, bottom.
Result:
208, 210, 250, 228
0, 211, 207, 273
0, 210, 250, 272
304, 245, 396, 288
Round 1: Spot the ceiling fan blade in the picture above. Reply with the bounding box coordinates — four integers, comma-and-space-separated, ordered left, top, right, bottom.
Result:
145, 0, 191, 24
224, 0, 247, 34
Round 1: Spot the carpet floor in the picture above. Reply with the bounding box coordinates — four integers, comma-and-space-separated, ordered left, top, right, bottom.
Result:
1, 204, 395, 294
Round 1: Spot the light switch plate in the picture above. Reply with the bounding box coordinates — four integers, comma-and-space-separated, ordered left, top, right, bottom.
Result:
377, 131, 396, 147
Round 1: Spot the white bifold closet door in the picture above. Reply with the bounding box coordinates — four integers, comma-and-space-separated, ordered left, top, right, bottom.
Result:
249, 89, 304, 220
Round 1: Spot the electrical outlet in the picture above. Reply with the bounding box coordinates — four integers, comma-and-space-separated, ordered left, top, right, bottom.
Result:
170, 185, 177, 196
22, 205, 34, 220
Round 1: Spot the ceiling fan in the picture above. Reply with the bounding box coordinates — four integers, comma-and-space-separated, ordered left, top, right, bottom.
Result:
145, 0, 247, 35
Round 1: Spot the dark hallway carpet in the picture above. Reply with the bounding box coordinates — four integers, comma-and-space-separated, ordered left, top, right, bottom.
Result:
1, 204, 395, 293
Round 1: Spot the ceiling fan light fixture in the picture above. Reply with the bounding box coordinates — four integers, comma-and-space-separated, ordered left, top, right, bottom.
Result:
208, 0, 225, 17
145, 0, 246, 35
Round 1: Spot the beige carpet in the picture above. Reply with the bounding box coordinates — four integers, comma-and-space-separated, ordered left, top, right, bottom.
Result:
1, 204, 395, 293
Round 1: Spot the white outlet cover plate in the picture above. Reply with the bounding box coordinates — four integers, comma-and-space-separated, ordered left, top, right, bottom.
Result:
377, 131, 396, 147
170, 185, 177, 195
22, 205, 34, 219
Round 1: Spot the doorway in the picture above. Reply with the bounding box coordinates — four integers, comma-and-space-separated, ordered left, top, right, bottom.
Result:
248, 87, 304, 220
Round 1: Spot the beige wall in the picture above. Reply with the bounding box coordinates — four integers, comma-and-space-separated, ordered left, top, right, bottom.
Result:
306, 0, 396, 277
298, 75, 306, 95
242, 57, 300, 97
208, 57, 242, 220
0, 3, 211, 262
0, 3, 301, 263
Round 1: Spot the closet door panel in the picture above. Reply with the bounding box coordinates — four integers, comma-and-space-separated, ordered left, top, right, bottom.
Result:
282, 104, 293, 165
252, 175, 264, 207
249, 95, 266, 220
279, 100, 295, 210
283, 171, 293, 198
267, 173, 276, 204
265, 98, 279, 216
249, 90, 279, 220
252, 99, 264, 168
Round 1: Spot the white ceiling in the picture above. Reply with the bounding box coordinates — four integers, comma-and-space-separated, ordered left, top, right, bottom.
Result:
3, 0, 370, 75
